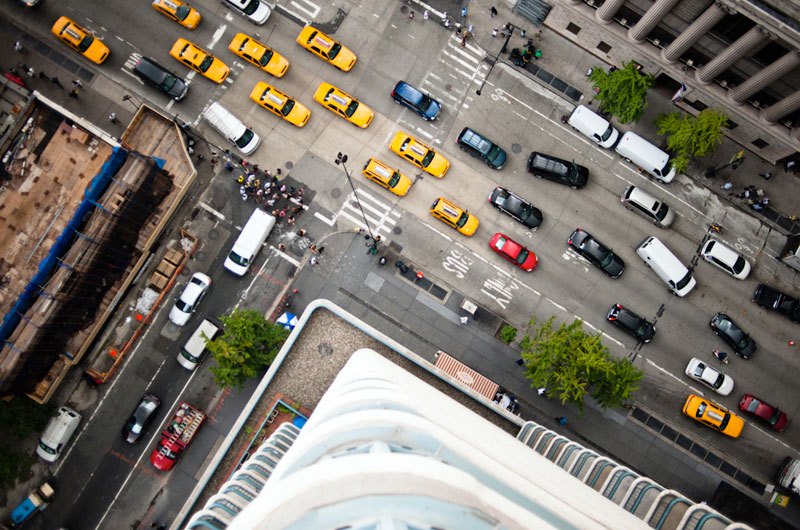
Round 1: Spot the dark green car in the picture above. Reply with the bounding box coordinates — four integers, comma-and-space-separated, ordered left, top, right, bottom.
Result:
456, 127, 507, 169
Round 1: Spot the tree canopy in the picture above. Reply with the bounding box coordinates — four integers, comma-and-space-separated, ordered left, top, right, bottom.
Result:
655, 108, 729, 173
588, 61, 654, 123
206, 309, 289, 389
519, 317, 643, 411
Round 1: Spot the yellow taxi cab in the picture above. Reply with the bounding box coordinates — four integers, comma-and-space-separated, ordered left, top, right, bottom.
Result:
169, 38, 229, 84
361, 158, 412, 197
430, 197, 479, 236
295, 26, 357, 72
682, 394, 745, 438
51, 16, 110, 65
313, 82, 373, 128
228, 33, 289, 78
152, 0, 201, 29
389, 132, 449, 178
249, 82, 310, 127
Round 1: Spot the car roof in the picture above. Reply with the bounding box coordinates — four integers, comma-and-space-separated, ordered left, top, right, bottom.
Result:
625, 186, 659, 210
703, 239, 741, 265
395, 81, 423, 102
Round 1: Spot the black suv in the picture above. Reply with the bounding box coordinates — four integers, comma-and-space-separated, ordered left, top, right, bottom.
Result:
567, 228, 625, 278
753, 284, 800, 323
527, 152, 588, 189
391, 81, 441, 121
606, 303, 655, 343
133, 57, 189, 101
456, 127, 507, 169
488, 187, 542, 229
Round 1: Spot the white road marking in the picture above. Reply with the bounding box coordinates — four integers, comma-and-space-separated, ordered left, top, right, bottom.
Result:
314, 211, 336, 226
199, 202, 226, 221
269, 245, 300, 267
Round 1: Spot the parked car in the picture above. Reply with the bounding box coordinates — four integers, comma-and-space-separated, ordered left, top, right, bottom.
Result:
527, 152, 588, 189
606, 303, 655, 343
753, 283, 800, 323
709, 312, 756, 359
488, 233, 538, 271
700, 239, 751, 279
456, 127, 507, 169
391, 81, 441, 121
738, 394, 789, 431
169, 272, 212, 326
567, 228, 624, 278
133, 56, 189, 101
682, 394, 744, 438
619, 185, 675, 228
684, 358, 734, 396
488, 187, 542, 230
122, 394, 161, 443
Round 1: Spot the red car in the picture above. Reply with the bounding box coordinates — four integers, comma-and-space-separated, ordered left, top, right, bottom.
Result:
488, 233, 538, 271
738, 394, 788, 432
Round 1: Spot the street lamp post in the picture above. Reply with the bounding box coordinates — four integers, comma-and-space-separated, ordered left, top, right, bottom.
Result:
476, 23, 517, 96
334, 152, 378, 248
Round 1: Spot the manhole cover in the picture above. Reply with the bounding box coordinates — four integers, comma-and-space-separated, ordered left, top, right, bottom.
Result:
209, 229, 219, 240
392, 225, 403, 235
511, 143, 522, 154
445, 83, 453, 91
318, 342, 333, 357
286, 161, 294, 170
195, 251, 206, 261
331, 187, 342, 199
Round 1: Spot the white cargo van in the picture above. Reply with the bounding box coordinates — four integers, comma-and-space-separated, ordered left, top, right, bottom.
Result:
202, 102, 261, 155
224, 209, 276, 276
177, 318, 222, 370
568, 105, 620, 148
615, 132, 676, 183
636, 236, 696, 297
778, 457, 800, 495
37, 406, 82, 462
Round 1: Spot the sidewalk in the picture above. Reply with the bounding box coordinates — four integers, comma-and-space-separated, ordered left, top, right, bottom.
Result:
413, 0, 800, 235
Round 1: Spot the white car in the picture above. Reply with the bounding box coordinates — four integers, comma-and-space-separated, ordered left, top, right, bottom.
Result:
684, 357, 734, 396
169, 272, 212, 326
700, 238, 750, 279
223, 0, 271, 24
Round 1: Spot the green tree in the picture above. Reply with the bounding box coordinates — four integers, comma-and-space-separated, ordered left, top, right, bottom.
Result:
206, 309, 289, 389
588, 61, 654, 123
519, 317, 643, 411
655, 108, 729, 173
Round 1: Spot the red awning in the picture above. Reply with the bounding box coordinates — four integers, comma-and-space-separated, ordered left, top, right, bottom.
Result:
434, 351, 500, 400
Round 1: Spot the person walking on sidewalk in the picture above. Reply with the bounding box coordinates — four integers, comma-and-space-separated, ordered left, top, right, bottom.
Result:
490, 6, 498, 17
72, 79, 83, 89
69, 88, 79, 98
556, 416, 567, 427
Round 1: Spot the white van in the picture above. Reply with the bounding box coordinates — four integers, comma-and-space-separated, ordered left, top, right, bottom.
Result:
37, 406, 82, 462
224, 209, 276, 276
636, 236, 696, 297
615, 132, 676, 183
202, 102, 261, 155
568, 105, 620, 148
177, 318, 222, 370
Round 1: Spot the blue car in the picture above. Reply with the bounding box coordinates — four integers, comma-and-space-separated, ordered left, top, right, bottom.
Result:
391, 81, 441, 121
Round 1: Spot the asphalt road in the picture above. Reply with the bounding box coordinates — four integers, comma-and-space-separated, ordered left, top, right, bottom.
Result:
4, 0, 799, 527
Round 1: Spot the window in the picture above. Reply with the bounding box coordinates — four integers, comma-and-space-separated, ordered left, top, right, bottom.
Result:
597, 41, 612, 54
567, 22, 581, 35
752, 138, 769, 149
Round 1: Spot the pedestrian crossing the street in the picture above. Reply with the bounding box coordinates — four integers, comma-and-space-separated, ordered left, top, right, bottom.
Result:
397, 33, 488, 144
334, 189, 400, 243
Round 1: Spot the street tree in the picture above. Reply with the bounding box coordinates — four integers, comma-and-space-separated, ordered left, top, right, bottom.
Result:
655, 108, 729, 173
588, 61, 654, 123
206, 309, 289, 390
519, 317, 643, 411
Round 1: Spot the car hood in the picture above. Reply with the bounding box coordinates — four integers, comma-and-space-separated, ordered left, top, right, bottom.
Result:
604, 255, 625, 278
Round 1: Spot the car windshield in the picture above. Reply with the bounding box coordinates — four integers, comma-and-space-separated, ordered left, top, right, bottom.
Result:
280, 99, 296, 117
38, 441, 57, 454
659, 160, 673, 176
421, 150, 436, 167
328, 42, 341, 59
175, 299, 191, 312
228, 251, 249, 267
242, 0, 261, 15
387, 171, 401, 187
732, 256, 747, 274
676, 272, 693, 290
77, 34, 95, 53
236, 129, 256, 149
160, 74, 177, 91
344, 100, 359, 117
600, 127, 614, 142
719, 412, 730, 430
515, 249, 530, 265
711, 373, 725, 389
176, 5, 191, 20
198, 55, 214, 72
635, 321, 650, 337
258, 49, 274, 67
655, 202, 670, 222
456, 212, 470, 228
419, 94, 433, 111
487, 144, 502, 159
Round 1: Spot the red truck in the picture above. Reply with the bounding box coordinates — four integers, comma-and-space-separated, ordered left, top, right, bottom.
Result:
149, 401, 205, 471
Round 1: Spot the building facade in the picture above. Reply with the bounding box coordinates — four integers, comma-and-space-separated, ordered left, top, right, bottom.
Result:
547, 0, 800, 163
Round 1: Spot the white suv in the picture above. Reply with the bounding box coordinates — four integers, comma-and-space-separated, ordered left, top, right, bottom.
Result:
223, 0, 271, 24
700, 238, 751, 280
